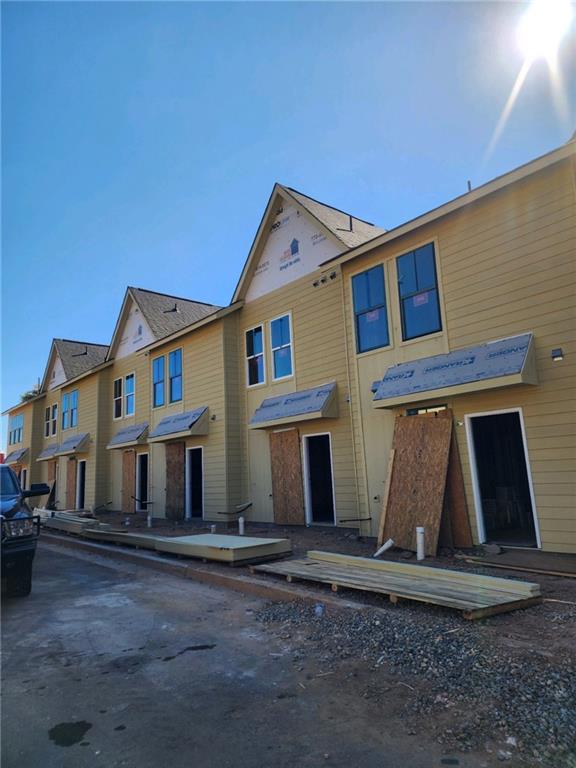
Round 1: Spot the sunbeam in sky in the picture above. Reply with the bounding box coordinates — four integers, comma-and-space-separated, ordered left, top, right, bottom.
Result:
484, 0, 574, 163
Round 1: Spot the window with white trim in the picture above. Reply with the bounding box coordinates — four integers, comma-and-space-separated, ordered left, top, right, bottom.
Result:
44, 407, 51, 437
51, 404, 58, 435
152, 356, 165, 408
113, 378, 123, 419
168, 350, 182, 403
270, 314, 293, 380
62, 390, 78, 430
246, 326, 264, 386
125, 374, 135, 415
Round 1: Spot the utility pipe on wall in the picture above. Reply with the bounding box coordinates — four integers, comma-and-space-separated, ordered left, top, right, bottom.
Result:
238, 516, 245, 536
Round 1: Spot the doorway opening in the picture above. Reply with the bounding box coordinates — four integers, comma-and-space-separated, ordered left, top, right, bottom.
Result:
136, 453, 149, 512
467, 409, 539, 548
20, 468, 28, 491
304, 434, 335, 525
76, 460, 86, 510
186, 447, 203, 519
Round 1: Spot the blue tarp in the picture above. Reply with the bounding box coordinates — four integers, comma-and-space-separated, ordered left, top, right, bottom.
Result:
373, 333, 533, 403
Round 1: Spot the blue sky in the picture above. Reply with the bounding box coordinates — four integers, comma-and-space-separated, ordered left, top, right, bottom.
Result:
2, 1, 575, 447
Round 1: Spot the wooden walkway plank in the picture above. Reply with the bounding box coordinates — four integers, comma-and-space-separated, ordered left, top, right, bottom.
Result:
255, 554, 542, 619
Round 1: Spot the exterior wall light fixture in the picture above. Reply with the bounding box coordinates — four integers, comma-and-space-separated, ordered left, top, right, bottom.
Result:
551, 348, 564, 362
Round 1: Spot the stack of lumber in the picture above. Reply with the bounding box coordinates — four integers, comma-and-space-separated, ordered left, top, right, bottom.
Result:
43, 512, 112, 535
255, 551, 542, 620
378, 411, 473, 555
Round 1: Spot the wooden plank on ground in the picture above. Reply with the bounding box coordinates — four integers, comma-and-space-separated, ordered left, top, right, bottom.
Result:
255, 555, 541, 619
382, 416, 453, 556
377, 449, 396, 546
308, 551, 539, 596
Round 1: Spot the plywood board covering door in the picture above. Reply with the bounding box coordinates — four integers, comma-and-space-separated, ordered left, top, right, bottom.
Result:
382, 416, 452, 556
122, 450, 136, 514
66, 457, 77, 509
270, 429, 305, 525
165, 441, 185, 521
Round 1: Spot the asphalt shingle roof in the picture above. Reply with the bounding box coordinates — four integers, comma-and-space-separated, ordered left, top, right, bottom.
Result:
129, 288, 221, 340
283, 186, 386, 249
54, 340, 109, 381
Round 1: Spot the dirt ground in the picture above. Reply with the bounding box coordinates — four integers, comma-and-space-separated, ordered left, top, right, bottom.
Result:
90, 510, 576, 657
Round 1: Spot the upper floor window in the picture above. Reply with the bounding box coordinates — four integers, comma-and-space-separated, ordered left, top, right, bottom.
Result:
152, 356, 165, 408
8, 414, 24, 445
352, 265, 389, 353
246, 326, 264, 386
113, 378, 123, 419
62, 390, 78, 430
125, 374, 135, 415
44, 405, 58, 437
270, 314, 293, 380
397, 243, 442, 341
168, 349, 182, 403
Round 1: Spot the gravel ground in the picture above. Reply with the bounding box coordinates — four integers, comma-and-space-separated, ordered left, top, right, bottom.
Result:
256, 600, 576, 766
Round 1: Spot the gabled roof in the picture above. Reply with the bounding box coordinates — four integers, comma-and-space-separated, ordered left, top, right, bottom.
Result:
232, 183, 385, 302
284, 187, 385, 249
107, 287, 221, 360
41, 339, 109, 391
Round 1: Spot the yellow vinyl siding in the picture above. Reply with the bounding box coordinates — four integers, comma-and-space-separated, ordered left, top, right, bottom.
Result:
343, 157, 576, 549
239, 265, 360, 526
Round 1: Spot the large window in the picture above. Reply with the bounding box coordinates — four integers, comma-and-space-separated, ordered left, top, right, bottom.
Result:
270, 314, 293, 380
113, 378, 123, 419
62, 390, 78, 430
352, 265, 389, 353
152, 356, 165, 408
8, 414, 24, 445
168, 350, 182, 403
397, 243, 442, 340
246, 326, 264, 386
125, 374, 135, 415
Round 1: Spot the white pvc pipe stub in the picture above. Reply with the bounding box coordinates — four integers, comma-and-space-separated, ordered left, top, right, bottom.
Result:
416, 526, 425, 560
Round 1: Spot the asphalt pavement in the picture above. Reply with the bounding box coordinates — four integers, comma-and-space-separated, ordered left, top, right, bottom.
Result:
2, 541, 494, 768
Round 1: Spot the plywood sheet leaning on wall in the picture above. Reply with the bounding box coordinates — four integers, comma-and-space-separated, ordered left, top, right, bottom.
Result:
269, 429, 305, 525
381, 415, 452, 555
442, 426, 473, 549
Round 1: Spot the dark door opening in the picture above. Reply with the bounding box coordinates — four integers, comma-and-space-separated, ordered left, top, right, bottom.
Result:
306, 434, 335, 524
470, 411, 537, 547
136, 454, 148, 512
76, 460, 86, 509
187, 448, 203, 519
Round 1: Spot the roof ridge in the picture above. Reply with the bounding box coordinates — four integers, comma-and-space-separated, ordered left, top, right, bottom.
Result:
129, 286, 220, 308
55, 338, 109, 348
283, 185, 381, 228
